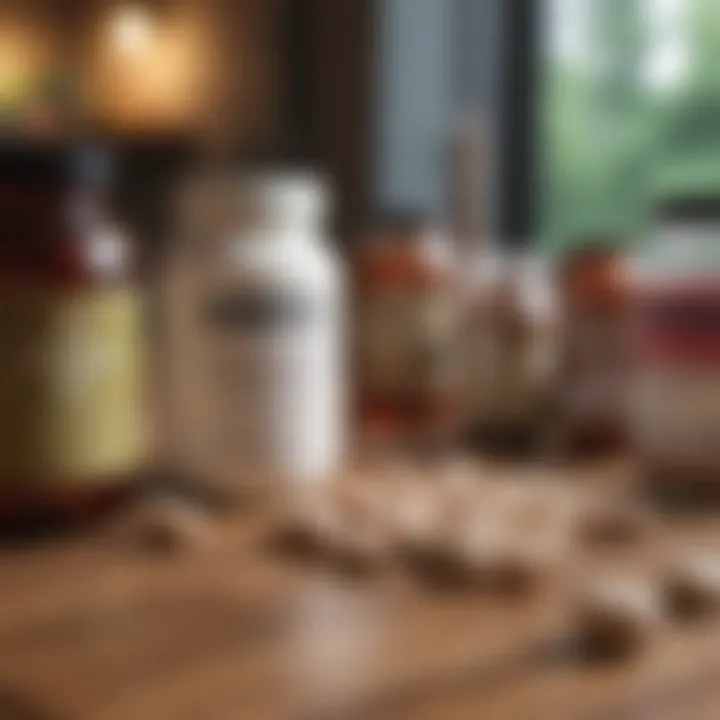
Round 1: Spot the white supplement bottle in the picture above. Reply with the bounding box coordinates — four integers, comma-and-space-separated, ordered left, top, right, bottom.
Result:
164, 171, 344, 495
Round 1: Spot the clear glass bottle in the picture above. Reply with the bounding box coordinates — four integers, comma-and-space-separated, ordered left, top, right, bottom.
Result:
0, 142, 146, 527
354, 214, 459, 455
163, 171, 344, 496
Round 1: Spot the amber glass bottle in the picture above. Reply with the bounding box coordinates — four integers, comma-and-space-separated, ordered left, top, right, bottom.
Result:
557, 241, 632, 458
0, 142, 146, 528
355, 215, 458, 454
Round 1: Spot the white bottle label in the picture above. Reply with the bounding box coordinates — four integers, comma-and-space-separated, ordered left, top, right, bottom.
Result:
200, 291, 341, 486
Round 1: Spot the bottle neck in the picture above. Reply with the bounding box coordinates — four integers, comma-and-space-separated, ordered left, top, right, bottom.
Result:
240, 209, 322, 242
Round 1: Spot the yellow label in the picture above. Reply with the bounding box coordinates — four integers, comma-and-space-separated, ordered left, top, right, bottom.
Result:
0, 289, 145, 483
358, 291, 455, 395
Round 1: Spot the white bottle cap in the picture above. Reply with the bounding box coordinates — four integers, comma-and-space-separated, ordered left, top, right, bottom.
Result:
177, 169, 330, 246
242, 171, 330, 231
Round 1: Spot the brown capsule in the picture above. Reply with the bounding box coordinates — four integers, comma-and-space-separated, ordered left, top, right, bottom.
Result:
395, 501, 463, 586
324, 524, 391, 576
395, 480, 486, 583
573, 576, 661, 661
329, 485, 394, 574
466, 523, 568, 596
275, 483, 392, 573
392, 478, 497, 585
497, 483, 579, 539
388, 482, 445, 544
664, 553, 720, 620
126, 496, 209, 554
401, 529, 478, 588
272, 515, 328, 560
435, 456, 485, 487
272, 485, 345, 558
578, 499, 655, 547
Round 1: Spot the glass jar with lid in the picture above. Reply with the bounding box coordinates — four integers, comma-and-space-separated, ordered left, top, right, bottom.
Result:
463, 249, 558, 456
354, 214, 459, 456
0, 142, 146, 527
634, 196, 720, 493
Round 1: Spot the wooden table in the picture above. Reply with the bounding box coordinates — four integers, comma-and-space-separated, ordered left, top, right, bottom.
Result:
2, 463, 720, 720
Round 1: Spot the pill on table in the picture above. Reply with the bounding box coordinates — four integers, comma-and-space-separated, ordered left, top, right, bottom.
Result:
578, 500, 654, 547
127, 495, 209, 553
275, 483, 391, 574
663, 552, 720, 619
573, 576, 662, 661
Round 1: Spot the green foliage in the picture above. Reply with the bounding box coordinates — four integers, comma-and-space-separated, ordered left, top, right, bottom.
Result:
541, 0, 720, 249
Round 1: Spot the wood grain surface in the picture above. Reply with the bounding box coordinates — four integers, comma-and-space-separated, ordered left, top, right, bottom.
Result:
1, 462, 720, 720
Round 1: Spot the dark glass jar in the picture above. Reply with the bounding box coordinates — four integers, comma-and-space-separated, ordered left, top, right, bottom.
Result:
556, 240, 632, 458
0, 142, 146, 528
354, 214, 458, 455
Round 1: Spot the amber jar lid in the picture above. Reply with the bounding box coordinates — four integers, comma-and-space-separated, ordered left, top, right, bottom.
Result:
558, 237, 630, 311
358, 211, 450, 288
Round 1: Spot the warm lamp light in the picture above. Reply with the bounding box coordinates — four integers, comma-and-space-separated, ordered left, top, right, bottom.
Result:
110, 4, 153, 56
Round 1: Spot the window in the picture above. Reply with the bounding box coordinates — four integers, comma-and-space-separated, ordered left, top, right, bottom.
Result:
540, 0, 720, 250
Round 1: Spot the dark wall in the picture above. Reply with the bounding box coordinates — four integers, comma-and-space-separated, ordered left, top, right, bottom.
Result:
370, 0, 538, 246
281, 0, 375, 244
372, 0, 452, 218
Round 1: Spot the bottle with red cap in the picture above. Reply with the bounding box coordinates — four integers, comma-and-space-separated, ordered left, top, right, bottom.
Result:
354, 214, 459, 456
556, 238, 633, 458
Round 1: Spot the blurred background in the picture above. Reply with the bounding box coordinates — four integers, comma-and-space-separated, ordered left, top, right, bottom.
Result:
542, 0, 720, 250
1, 0, 718, 252
3, 2, 720, 718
